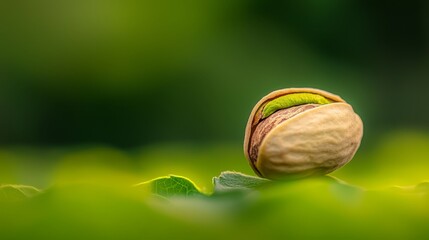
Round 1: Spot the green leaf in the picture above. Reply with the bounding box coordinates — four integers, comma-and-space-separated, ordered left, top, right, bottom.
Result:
137, 172, 270, 198
0, 184, 41, 201
212, 171, 270, 193
137, 175, 204, 198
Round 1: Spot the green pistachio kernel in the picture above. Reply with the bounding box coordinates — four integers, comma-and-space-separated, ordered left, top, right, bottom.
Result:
262, 93, 333, 119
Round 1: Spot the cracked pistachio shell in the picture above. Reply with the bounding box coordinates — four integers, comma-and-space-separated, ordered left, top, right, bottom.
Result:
244, 88, 363, 180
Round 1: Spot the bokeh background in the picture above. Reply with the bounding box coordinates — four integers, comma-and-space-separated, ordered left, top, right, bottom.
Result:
1, 0, 429, 190
1, 1, 429, 239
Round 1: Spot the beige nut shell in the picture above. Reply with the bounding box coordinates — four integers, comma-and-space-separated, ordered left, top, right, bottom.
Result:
243, 88, 363, 179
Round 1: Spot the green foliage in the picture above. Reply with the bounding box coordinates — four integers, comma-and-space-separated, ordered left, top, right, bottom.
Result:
137, 171, 270, 197
138, 175, 203, 198
1, 130, 429, 239
1, 174, 428, 239
212, 171, 270, 193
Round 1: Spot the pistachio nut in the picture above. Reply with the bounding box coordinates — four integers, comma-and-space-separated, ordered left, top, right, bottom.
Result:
243, 88, 363, 180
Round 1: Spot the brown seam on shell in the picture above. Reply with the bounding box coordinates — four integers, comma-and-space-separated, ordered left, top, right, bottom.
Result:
248, 104, 319, 165
249, 92, 336, 136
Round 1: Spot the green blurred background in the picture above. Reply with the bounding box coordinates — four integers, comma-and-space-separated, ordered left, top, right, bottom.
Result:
1, 1, 429, 239
0, 0, 428, 189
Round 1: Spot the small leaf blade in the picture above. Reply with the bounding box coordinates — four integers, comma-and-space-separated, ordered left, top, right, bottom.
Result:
213, 171, 270, 194
136, 175, 204, 198
0, 184, 41, 201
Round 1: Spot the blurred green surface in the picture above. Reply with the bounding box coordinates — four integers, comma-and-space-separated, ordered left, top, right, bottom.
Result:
1, 1, 429, 239
0, 130, 428, 239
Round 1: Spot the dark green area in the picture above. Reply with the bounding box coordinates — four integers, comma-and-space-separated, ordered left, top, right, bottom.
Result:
0, 0, 428, 147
